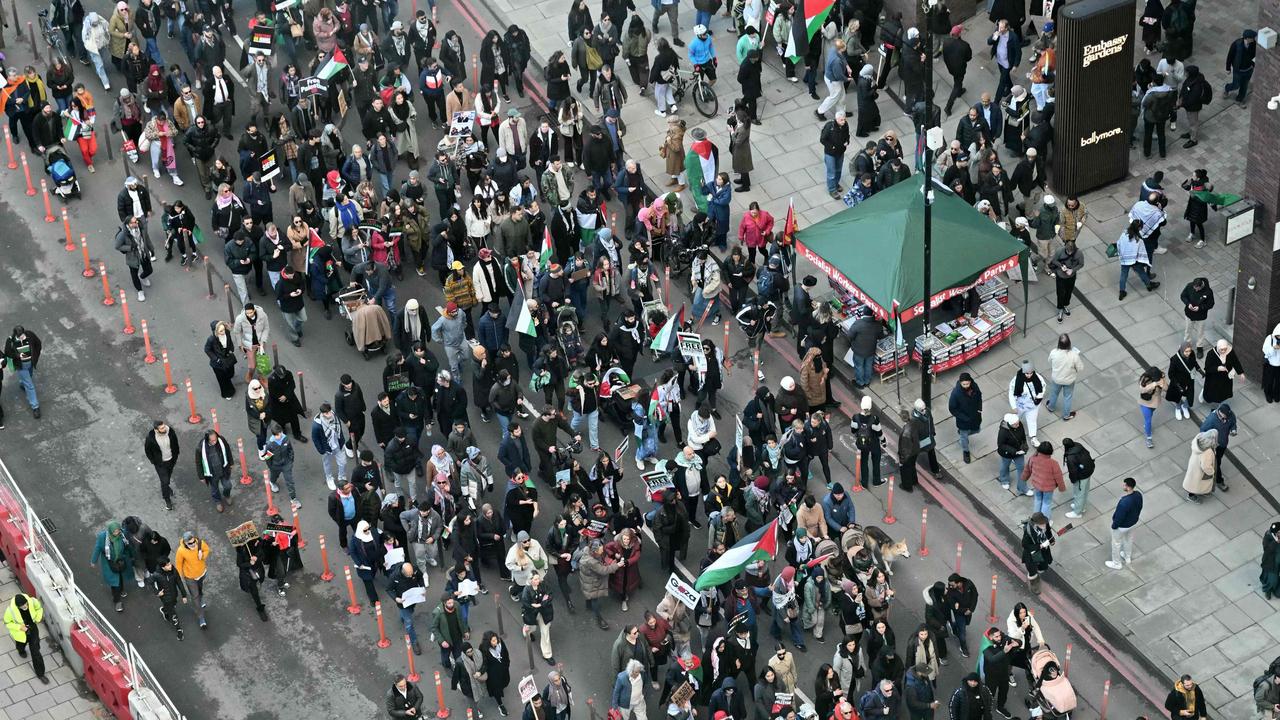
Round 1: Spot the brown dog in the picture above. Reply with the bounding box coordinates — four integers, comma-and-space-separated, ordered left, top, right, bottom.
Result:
864, 525, 912, 576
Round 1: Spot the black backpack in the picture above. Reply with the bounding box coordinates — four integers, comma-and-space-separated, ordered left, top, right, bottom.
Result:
1069, 445, 1095, 480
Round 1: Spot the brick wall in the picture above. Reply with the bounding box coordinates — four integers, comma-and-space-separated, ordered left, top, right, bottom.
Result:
1235, 1, 1280, 377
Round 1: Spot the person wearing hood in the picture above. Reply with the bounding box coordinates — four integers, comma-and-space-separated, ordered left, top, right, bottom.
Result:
1163, 675, 1208, 720
1177, 64, 1211, 148
1140, 72, 1175, 158
708, 676, 748, 719
855, 63, 879, 138
1182, 429, 1218, 503
90, 521, 134, 612
1201, 337, 1245, 407
866, 652, 904, 701
1261, 522, 1280, 601
948, 373, 983, 463
850, 395, 885, 486
948, 673, 994, 720
350, 520, 385, 607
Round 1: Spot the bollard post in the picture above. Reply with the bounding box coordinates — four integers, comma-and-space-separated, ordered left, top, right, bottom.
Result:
237, 438, 253, 484
272, 342, 279, 367
882, 475, 897, 524
722, 322, 730, 368
184, 378, 203, 423
99, 263, 114, 304
852, 450, 864, 492
40, 179, 55, 222
3, 127, 15, 169
297, 371, 308, 414
26, 20, 35, 57
472, 54, 478, 93
210, 408, 220, 434
118, 290, 135, 334
1062, 643, 1071, 676
225, 285, 234, 321
205, 258, 215, 299
20, 152, 34, 194
663, 266, 671, 310
374, 601, 392, 648
987, 575, 998, 623
161, 350, 177, 393
139, 320, 157, 362
494, 592, 504, 635
62, 208, 74, 250
586, 697, 598, 720
955, 542, 963, 574
610, 212, 617, 236
525, 631, 536, 670
318, 534, 335, 581
919, 507, 929, 556
405, 635, 421, 682
263, 469, 278, 516
434, 670, 450, 718
292, 507, 307, 548
80, 235, 95, 277
344, 566, 363, 614
1099, 679, 1111, 720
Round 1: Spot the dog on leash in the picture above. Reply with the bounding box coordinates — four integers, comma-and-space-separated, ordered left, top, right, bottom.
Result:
863, 525, 911, 576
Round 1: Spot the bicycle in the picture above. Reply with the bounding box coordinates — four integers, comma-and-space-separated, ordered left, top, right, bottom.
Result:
38, 9, 69, 64
672, 66, 719, 118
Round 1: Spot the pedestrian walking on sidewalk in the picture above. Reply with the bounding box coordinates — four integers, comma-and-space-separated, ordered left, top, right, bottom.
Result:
150, 556, 189, 640
1179, 278, 1214, 354
1182, 429, 1218, 503
174, 531, 210, 629
1104, 478, 1142, 570
1138, 366, 1170, 448
996, 414, 1028, 494
945, 573, 978, 658
1116, 219, 1159, 301
91, 521, 134, 612
1045, 334, 1082, 422
948, 373, 983, 464
1203, 339, 1245, 405
1260, 522, 1280, 600
1007, 361, 1044, 446
311, 402, 349, 490
1163, 675, 1208, 720
1060, 438, 1095, 519
1020, 441, 1064, 519
194, 428, 234, 512
4, 593, 50, 683
1167, 342, 1203, 419
3, 326, 42, 420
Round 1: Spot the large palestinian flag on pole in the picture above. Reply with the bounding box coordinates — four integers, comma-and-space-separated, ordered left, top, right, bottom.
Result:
694, 518, 780, 590
785, 0, 835, 62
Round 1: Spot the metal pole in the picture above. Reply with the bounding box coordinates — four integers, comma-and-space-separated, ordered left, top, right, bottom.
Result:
919, 5, 936, 411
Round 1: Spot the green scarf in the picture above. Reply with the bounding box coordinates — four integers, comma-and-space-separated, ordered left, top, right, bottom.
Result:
104, 521, 124, 561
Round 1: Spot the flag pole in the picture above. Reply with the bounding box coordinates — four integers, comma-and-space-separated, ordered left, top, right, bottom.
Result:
919, 2, 938, 413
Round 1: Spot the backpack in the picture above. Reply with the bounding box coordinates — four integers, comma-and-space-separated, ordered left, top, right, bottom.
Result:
1070, 446, 1095, 480
755, 265, 775, 298
1200, 80, 1213, 106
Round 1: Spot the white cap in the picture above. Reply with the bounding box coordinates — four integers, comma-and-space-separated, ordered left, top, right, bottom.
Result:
861, 396, 872, 411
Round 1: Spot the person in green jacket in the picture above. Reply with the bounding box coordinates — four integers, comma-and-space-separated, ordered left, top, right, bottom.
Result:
4, 593, 49, 683
90, 520, 135, 612
431, 594, 471, 668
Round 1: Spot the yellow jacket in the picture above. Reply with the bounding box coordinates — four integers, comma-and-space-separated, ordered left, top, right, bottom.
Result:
4, 594, 44, 643
175, 539, 211, 580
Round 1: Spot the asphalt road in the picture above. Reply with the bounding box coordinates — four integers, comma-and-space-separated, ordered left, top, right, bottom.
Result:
0, 0, 1161, 717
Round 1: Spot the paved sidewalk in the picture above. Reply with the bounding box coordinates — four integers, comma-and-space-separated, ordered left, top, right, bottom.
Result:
0, 567, 108, 720
475, 0, 1268, 715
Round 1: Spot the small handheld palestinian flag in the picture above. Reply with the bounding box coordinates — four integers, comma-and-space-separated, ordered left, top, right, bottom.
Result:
614, 437, 629, 462
515, 299, 537, 337
317, 48, 349, 81
538, 228, 554, 272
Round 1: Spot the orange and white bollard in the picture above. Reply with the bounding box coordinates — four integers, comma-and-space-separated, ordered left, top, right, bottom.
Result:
663, 267, 671, 310
263, 469, 278, 516
955, 542, 963, 573
852, 450, 864, 493
4, 127, 16, 169
318, 533, 335, 581
184, 378, 202, 424
1063, 643, 1071, 676
210, 408, 220, 434
80, 234, 95, 277
99, 263, 114, 305
434, 670, 450, 718
21, 152, 35, 195
344, 566, 363, 614
752, 349, 761, 391
62, 208, 74, 251
118, 289, 135, 334
918, 507, 929, 556
374, 601, 392, 648
882, 475, 897, 524
40, 179, 55, 222
161, 350, 177, 393
237, 437, 253, 485
140, 319, 156, 363
1099, 679, 1111, 720
987, 575, 999, 623
405, 634, 421, 682
292, 507, 307, 549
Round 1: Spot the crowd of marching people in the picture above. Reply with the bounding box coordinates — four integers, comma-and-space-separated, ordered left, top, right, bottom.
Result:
1, 0, 1275, 716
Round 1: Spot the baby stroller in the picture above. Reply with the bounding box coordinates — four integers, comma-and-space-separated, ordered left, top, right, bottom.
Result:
1028, 648, 1077, 719
556, 305, 584, 365
339, 287, 393, 360
43, 146, 80, 200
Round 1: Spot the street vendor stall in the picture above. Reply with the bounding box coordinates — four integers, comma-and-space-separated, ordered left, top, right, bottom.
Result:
795, 180, 1029, 378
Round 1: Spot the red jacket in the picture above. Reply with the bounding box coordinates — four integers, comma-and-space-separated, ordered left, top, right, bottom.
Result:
1021, 453, 1066, 493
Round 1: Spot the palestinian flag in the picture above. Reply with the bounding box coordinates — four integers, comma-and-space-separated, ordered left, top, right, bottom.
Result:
506, 284, 528, 332
538, 228, 555, 272
1191, 190, 1242, 207
694, 518, 780, 590
317, 48, 349, 81
784, 0, 835, 62
781, 197, 798, 247
650, 305, 684, 351
514, 295, 537, 337
647, 386, 665, 423
62, 115, 82, 141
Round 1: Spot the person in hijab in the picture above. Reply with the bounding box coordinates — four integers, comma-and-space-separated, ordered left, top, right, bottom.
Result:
350, 519, 385, 607
91, 521, 134, 612
1182, 430, 1217, 503
1261, 522, 1280, 600
204, 320, 238, 399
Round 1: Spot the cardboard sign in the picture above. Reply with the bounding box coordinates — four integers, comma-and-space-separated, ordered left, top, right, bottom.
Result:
676, 332, 703, 359
259, 148, 281, 182
670, 682, 695, 706
249, 27, 275, 56
642, 470, 673, 498
449, 111, 477, 137
225, 520, 259, 547
518, 675, 538, 704
665, 573, 699, 610
336, 88, 349, 117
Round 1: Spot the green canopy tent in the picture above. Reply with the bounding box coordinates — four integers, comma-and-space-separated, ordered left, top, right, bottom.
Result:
795, 179, 1030, 338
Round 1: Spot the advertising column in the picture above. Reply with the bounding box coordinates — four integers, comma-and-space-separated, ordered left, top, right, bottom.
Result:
1050, 0, 1135, 196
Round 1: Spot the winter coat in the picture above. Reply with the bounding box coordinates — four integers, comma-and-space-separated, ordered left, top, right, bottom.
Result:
1020, 452, 1065, 493
798, 347, 828, 406
577, 552, 619, 600
90, 528, 134, 588
948, 381, 983, 432
1182, 432, 1216, 495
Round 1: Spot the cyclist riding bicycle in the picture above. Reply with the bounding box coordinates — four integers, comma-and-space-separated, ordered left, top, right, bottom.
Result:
688, 25, 717, 84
